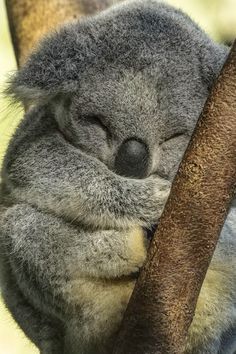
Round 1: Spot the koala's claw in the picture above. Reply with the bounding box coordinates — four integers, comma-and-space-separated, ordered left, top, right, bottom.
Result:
143, 223, 158, 241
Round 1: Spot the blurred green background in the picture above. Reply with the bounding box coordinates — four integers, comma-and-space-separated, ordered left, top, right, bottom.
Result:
0, 0, 236, 353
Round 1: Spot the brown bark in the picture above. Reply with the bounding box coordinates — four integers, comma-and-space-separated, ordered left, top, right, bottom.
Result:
113, 41, 236, 354
5, 0, 120, 66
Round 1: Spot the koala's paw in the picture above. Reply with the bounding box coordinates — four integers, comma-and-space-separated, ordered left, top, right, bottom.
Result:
124, 226, 148, 276
132, 175, 170, 227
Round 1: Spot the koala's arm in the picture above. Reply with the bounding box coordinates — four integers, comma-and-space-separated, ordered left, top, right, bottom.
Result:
3, 114, 169, 229
186, 207, 236, 354
1, 204, 147, 283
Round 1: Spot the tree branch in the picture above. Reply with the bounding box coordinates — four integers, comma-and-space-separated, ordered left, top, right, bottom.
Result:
113, 40, 236, 354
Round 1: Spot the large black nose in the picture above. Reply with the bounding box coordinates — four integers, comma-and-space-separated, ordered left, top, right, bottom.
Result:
114, 139, 149, 178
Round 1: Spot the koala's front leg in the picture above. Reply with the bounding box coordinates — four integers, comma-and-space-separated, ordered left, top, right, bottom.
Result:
5, 130, 170, 229
1, 204, 148, 285
1, 204, 148, 354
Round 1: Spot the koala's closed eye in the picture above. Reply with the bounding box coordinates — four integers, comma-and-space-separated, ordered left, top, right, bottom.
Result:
161, 132, 186, 144
160, 131, 186, 147
83, 114, 112, 141
68, 113, 114, 164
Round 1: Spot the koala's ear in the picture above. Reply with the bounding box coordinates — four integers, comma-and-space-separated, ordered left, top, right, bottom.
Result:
199, 41, 229, 91
6, 23, 93, 105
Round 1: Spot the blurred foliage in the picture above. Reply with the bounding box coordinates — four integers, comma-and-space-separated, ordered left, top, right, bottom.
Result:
167, 0, 236, 44
0, 0, 236, 353
0, 0, 22, 170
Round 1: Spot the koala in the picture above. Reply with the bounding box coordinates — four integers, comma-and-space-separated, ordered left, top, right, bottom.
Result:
0, 0, 235, 353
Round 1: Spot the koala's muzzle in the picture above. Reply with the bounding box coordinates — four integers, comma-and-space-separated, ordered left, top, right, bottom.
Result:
114, 139, 149, 178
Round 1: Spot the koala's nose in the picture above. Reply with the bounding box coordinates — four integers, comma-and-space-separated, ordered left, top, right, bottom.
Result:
114, 139, 149, 178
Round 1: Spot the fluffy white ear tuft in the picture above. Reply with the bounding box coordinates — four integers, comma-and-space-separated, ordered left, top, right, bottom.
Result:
5, 21, 93, 105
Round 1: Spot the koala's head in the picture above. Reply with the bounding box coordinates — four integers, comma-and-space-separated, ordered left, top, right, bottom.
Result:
8, 0, 228, 180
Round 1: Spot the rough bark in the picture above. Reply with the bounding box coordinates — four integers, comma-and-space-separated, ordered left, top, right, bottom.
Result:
112, 41, 236, 354
5, 0, 120, 66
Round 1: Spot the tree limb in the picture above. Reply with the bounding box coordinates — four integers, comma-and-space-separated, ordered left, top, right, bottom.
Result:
113, 40, 236, 354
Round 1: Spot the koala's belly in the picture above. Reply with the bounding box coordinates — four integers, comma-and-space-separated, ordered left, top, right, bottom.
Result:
61, 276, 135, 343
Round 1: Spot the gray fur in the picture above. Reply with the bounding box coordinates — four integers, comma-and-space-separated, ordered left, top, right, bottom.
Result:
1, 1, 235, 353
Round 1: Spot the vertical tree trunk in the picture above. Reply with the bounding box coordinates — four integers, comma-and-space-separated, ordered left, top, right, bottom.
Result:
113, 41, 236, 354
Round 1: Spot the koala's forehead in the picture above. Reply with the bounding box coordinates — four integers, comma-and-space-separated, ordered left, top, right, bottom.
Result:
12, 0, 207, 95
72, 69, 161, 127
70, 68, 190, 141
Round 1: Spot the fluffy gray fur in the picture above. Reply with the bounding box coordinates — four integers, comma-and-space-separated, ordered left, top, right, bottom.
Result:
0, 1, 235, 353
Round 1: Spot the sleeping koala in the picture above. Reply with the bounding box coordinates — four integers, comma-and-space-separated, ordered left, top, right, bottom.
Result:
0, 1, 235, 353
